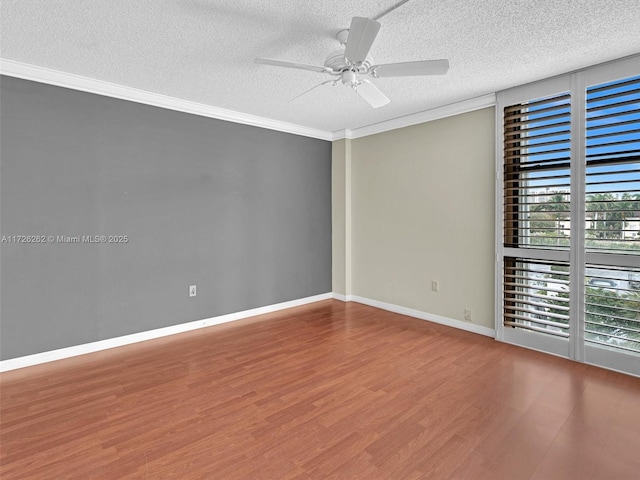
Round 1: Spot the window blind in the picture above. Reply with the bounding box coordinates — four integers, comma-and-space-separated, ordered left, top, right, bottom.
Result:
503, 93, 571, 250
585, 75, 640, 254
585, 264, 640, 354
503, 258, 570, 337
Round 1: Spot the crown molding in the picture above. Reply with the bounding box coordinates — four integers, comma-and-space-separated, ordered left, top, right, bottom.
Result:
332, 93, 496, 140
0, 58, 334, 141
1, 59, 497, 143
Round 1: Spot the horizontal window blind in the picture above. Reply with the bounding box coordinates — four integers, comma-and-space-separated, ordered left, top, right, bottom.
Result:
586, 75, 640, 254
585, 265, 640, 354
504, 258, 570, 337
504, 93, 571, 250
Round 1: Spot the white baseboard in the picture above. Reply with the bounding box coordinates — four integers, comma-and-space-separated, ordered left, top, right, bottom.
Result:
0, 292, 495, 372
349, 295, 495, 337
0, 293, 332, 372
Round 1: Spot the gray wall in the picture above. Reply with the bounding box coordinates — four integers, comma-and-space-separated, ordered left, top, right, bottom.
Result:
0, 76, 331, 360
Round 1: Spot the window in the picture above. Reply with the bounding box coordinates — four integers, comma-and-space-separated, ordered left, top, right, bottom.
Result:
586, 76, 640, 255
497, 55, 640, 376
503, 258, 570, 337
503, 92, 571, 251
585, 264, 640, 354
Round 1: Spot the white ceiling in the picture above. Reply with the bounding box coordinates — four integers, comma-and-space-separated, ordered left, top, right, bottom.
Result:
2, 0, 640, 136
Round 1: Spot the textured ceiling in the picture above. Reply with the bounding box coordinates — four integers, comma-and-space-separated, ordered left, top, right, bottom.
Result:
2, 0, 640, 135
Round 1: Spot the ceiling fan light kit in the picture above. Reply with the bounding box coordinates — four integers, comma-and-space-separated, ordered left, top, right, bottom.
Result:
255, 10, 450, 108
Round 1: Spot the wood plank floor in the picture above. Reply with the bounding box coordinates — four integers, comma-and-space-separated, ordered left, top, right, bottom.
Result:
1, 300, 639, 479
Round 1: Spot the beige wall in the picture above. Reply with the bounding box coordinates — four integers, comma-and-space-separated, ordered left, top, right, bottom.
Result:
332, 139, 349, 296
336, 107, 496, 328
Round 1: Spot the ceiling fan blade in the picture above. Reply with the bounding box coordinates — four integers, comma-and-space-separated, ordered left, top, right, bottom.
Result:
373, 59, 450, 77
289, 80, 336, 102
255, 58, 331, 73
356, 80, 390, 108
344, 17, 381, 64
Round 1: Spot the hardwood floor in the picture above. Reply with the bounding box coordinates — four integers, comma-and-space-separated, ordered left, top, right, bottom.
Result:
1, 300, 639, 479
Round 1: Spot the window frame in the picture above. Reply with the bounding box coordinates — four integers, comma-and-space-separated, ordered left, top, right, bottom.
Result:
495, 54, 640, 376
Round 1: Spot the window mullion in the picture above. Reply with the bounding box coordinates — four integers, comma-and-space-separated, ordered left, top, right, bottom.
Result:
495, 105, 506, 342
570, 71, 587, 362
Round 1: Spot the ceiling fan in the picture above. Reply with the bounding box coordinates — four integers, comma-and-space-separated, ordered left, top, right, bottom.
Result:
254, 9, 449, 108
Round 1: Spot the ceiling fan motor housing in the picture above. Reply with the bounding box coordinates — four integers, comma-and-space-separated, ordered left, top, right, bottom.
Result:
324, 49, 372, 74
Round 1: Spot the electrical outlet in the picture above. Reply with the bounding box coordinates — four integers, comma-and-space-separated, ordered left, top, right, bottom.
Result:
189, 285, 197, 297
431, 280, 439, 292
464, 308, 472, 321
